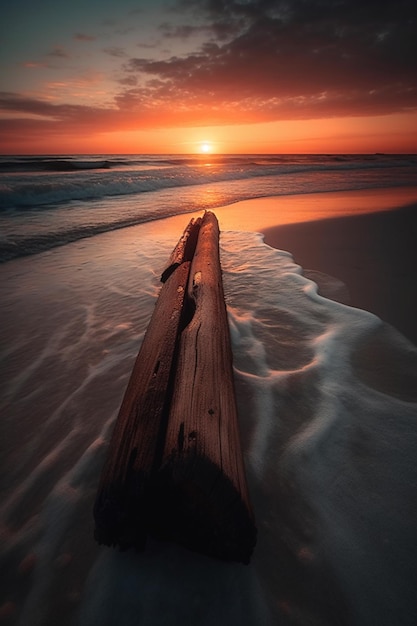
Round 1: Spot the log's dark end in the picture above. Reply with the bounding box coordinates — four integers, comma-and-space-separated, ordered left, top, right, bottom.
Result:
93, 479, 150, 552
152, 454, 257, 564
93, 465, 257, 562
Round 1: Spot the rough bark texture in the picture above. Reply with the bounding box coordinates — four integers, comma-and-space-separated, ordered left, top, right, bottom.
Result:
93, 260, 191, 549
93, 212, 256, 562
154, 212, 256, 563
161, 216, 202, 283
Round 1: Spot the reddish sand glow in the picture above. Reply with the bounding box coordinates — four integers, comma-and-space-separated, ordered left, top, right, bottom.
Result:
160, 187, 417, 234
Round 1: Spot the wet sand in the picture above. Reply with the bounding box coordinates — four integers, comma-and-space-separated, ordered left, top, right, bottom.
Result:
2, 187, 417, 626
261, 203, 417, 346
160, 188, 417, 345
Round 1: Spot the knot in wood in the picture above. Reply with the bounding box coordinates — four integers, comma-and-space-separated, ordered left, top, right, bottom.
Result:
193, 271, 202, 286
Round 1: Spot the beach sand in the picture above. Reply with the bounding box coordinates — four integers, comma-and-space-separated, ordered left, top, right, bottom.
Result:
262, 203, 417, 346
2, 186, 417, 626
208, 186, 417, 231
168, 186, 417, 345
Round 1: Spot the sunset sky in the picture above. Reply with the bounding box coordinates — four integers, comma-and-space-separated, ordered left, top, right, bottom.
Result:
1, 0, 416, 154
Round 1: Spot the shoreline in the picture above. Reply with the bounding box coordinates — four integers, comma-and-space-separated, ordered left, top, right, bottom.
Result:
139, 186, 417, 237
261, 203, 417, 346
2, 185, 417, 265
160, 187, 417, 345
2, 184, 417, 626
3, 186, 417, 345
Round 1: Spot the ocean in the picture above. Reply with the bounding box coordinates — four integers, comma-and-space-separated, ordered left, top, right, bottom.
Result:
1, 154, 417, 626
1, 153, 417, 262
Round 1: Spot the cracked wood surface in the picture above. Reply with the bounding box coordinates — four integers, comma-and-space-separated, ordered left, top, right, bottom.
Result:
93, 212, 256, 562
156, 212, 256, 563
93, 260, 191, 549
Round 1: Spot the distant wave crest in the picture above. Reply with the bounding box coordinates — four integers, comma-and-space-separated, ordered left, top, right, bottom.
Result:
1, 153, 417, 262
1, 153, 416, 211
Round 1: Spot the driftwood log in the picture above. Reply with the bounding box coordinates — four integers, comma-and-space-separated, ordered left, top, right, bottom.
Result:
154, 213, 256, 562
93, 218, 201, 549
94, 211, 256, 563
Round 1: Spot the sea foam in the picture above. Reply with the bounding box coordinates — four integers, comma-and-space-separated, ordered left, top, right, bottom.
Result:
1, 225, 416, 625
2, 153, 417, 263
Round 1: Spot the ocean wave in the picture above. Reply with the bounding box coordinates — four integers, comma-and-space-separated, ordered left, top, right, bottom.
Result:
0, 155, 133, 173
1, 154, 417, 263
0, 173, 172, 210
0, 213, 164, 262
1, 154, 416, 211
2, 228, 416, 625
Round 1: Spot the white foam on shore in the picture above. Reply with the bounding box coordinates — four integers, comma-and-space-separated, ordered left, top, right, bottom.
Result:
1, 225, 417, 626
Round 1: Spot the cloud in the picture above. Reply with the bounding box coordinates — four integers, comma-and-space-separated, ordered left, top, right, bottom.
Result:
0, 91, 182, 133
47, 46, 69, 59
74, 33, 96, 41
118, 76, 139, 86
1, 0, 416, 145
0, 92, 58, 118
103, 47, 128, 58
158, 22, 211, 39
23, 62, 48, 69
136, 42, 159, 49
119, 0, 417, 121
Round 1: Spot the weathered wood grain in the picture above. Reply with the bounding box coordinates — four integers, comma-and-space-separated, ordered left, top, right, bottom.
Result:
161, 216, 201, 283
94, 260, 191, 549
94, 212, 256, 562
154, 211, 256, 563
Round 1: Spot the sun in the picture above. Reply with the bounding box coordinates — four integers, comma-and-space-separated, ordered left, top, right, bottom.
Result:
200, 142, 212, 153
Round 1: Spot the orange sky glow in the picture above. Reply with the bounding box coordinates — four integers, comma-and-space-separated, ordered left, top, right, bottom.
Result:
1, 0, 416, 154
